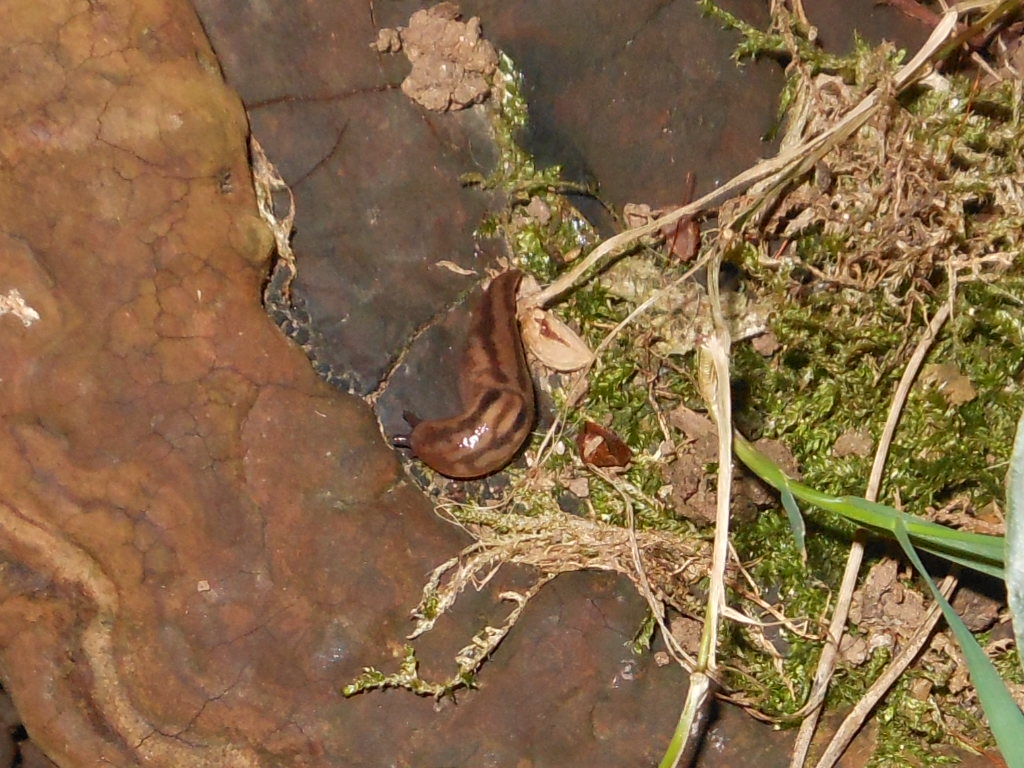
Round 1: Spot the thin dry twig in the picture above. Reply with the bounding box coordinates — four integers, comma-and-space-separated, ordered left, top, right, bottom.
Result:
661, 245, 736, 768
605, 469, 695, 670
789, 291, 955, 767
812, 574, 959, 768
698, 277, 735, 671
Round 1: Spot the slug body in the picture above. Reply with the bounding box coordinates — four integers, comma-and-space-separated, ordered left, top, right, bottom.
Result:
407, 270, 535, 479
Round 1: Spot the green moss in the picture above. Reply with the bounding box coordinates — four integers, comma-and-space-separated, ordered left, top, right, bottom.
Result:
631, 610, 659, 653
690, 3, 1024, 753
341, 645, 471, 699
871, 674, 966, 767
733, 271, 1024, 513
723, 217, 1024, 731
472, 54, 601, 284
992, 643, 1024, 686
726, 507, 848, 715
697, 0, 891, 77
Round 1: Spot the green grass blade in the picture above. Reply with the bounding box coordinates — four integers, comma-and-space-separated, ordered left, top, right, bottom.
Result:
736, 430, 1022, 760
1005, 413, 1024, 675
780, 486, 806, 560
842, 497, 1005, 579
782, 489, 806, 561
734, 433, 1005, 579
892, 522, 1024, 768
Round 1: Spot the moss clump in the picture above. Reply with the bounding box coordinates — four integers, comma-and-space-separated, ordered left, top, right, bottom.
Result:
702, 4, 1024, 755
471, 53, 601, 284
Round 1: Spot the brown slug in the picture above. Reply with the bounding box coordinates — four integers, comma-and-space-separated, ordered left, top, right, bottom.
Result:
400, 269, 536, 479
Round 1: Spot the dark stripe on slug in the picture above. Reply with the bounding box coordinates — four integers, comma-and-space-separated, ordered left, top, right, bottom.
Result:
424, 406, 496, 448
480, 389, 520, 436
466, 271, 520, 390
415, 387, 514, 455
461, 394, 523, 472
486, 274, 518, 358
491, 272, 533, 397
507, 404, 530, 435
477, 333, 507, 386
475, 386, 503, 414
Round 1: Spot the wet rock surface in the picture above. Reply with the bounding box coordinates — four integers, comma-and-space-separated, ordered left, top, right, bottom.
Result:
194, 0, 508, 400
456, 0, 927, 211
193, 0, 930, 411
456, 0, 782, 210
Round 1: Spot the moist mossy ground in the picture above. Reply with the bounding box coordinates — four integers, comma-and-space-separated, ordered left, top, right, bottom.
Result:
380, 10, 1023, 764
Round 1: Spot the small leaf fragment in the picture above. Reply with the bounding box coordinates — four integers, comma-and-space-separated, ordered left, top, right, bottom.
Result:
577, 421, 632, 468
521, 307, 595, 372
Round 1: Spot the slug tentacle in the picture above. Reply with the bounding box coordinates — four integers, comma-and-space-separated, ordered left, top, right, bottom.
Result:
405, 270, 535, 479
